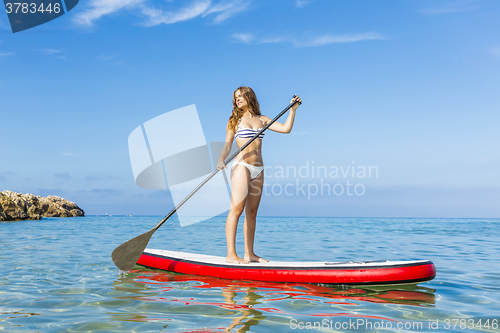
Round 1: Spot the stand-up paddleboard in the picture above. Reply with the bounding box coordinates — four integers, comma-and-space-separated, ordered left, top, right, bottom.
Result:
137, 249, 436, 285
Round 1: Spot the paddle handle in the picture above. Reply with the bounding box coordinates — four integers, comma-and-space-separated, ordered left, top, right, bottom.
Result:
223, 98, 301, 166
152, 97, 301, 231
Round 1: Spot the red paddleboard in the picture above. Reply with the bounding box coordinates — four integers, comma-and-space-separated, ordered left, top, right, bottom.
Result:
137, 249, 436, 285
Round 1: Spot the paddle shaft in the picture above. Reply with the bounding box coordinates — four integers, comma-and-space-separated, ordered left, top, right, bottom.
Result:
152, 98, 301, 231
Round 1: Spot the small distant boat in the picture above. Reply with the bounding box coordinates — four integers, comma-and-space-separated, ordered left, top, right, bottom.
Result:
137, 249, 436, 285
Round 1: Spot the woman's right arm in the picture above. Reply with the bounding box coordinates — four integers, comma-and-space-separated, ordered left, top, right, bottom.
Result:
217, 126, 235, 170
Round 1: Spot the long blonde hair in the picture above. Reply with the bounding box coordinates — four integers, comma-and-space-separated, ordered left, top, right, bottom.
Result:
227, 86, 261, 132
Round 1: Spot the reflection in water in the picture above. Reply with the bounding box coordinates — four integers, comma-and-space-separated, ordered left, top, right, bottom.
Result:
110, 267, 436, 332
222, 286, 266, 332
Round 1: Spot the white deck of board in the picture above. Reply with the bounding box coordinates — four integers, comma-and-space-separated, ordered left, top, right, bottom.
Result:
144, 249, 428, 268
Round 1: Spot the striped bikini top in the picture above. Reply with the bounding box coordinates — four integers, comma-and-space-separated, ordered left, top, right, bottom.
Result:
234, 115, 265, 140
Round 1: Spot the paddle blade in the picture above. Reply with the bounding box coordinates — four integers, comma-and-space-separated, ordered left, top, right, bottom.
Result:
111, 229, 155, 271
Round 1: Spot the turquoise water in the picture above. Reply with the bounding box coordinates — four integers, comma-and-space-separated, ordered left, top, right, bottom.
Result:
1, 216, 499, 332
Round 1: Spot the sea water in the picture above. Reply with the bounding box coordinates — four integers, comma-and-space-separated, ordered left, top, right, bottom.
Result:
1, 216, 499, 332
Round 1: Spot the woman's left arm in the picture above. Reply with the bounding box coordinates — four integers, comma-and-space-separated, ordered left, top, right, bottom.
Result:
261, 95, 302, 134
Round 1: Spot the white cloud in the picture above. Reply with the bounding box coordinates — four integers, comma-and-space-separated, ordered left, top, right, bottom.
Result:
38, 48, 65, 59
40, 48, 61, 55
73, 0, 144, 26
232, 32, 253, 44
232, 32, 386, 47
62, 152, 80, 156
295, 0, 313, 8
73, 0, 251, 27
298, 32, 386, 47
489, 46, 500, 58
203, 0, 251, 24
139, 0, 211, 27
0, 52, 15, 56
260, 36, 288, 44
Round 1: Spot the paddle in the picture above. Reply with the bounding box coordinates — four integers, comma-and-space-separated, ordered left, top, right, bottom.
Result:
112, 96, 302, 271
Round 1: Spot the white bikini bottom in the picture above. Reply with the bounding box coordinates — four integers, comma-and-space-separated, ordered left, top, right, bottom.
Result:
232, 162, 264, 180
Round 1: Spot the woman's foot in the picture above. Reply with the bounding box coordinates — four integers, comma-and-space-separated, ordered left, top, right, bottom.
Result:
244, 254, 269, 263
226, 254, 249, 264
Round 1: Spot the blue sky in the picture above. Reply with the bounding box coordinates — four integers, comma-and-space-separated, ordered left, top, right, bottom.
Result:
1, 0, 499, 218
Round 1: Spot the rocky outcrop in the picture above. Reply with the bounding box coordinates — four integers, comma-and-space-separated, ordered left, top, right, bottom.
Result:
0, 190, 84, 221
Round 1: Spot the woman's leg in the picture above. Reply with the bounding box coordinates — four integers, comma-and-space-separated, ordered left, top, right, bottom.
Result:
243, 170, 268, 263
226, 164, 250, 263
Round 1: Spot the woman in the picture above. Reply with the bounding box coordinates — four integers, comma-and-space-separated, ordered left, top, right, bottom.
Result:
217, 87, 301, 264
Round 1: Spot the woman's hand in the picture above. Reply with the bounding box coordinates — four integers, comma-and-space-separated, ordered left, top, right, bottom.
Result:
217, 160, 227, 170
291, 94, 302, 111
